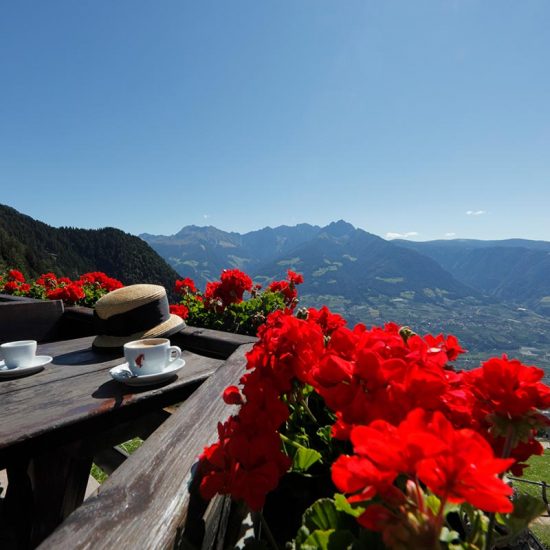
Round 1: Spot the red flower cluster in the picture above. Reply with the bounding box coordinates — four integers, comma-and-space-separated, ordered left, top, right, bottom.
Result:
204, 269, 253, 310
36, 272, 58, 290
0, 269, 28, 295
267, 270, 304, 309
464, 355, 550, 474
42, 272, 123, 305
175, 277, 197, 295
310, 323, 472, 437
76, 271, 123, 292
46, 283, 85, 304
8, 269, 25, 283
333, 409, 514, 516
307, 305, 347, 336
200, 311, 325, 509
169, 304, 189, 320
0, 269, 124, 306
199, 304, 550, 532
466, 355, 550, 419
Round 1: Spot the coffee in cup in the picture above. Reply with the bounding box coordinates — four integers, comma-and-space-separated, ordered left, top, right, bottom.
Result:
1, 340, 38, 369
123, 338, 181, 376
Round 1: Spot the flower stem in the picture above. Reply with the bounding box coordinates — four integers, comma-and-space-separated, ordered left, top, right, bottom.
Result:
300, 396, 318, 423
415, 478, 425, 513
258, 510, 279, 550
279, 432, 300, 449
485, 424, 515, 550
435, 493, 448, 534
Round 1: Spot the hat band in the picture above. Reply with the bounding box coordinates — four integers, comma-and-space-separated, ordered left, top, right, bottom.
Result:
93, 295, 171, 337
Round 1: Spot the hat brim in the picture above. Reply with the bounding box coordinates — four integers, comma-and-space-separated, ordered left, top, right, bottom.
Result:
92, 314, 185, 350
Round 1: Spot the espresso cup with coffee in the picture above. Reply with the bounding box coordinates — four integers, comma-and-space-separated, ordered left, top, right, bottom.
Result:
1, 340, 38, 369
123, 338, 181, 376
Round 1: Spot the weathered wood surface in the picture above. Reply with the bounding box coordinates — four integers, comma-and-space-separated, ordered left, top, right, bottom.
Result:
0, 336, 223, 466
38, 343, 252, 550
173, 326, 256, 358
0, 299, 64, 344
0, 295, 44, 303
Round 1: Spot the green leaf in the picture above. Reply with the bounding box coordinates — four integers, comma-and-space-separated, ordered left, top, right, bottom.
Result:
439, 526, 461, 544
316, 425, 333, 445
303, 499, 341, 531
425, 493, 461, 518
293, 446, 322, 472
494, 493, 546, 542
293, 499, 364, 549
425, 494, 442, 516
300, 529, 357, 550
334, 493, 365, 519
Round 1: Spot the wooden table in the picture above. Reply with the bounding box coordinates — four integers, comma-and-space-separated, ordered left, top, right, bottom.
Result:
0, 335, 225, 549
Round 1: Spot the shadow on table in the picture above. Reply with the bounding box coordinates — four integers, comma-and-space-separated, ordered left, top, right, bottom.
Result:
92, 377, 177, 402
52, 349, 120, 366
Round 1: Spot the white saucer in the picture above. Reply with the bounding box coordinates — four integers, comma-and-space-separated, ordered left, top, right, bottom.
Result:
0, 355, 53, 379
110, 358, 186, 387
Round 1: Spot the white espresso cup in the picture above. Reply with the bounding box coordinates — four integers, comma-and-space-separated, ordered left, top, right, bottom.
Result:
1, 340, 38, 369
123, 338, 181, 376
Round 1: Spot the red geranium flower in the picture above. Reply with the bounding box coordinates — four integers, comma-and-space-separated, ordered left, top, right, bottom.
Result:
222, 386, 244, 405
287, 270, 304, 285
36, 272, 58, 290
8, 269, 25, 283
466, 355, 550, 419
169, 304, 189, 320
268, 281, 295, 307
333, 409, 514, 514
175, 277, 197, 295
204, 270, 253, 310
308, 306, 347, 336
46, 283, 85, 305
416, 412, 514, 512
3, 281, 20, 294
78, 272, 123, 291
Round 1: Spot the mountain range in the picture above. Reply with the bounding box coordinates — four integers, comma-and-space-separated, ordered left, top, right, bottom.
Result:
141, 221, 550, 315
141, 221, 478, 302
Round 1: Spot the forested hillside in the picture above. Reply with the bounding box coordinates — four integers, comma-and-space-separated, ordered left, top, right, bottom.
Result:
0, 204, 180, 292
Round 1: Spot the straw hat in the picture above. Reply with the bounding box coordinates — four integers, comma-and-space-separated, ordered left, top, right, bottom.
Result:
92, 284, 184, 350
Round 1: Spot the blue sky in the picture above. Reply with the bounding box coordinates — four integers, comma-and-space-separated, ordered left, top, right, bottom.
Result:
1, 1, 549, 241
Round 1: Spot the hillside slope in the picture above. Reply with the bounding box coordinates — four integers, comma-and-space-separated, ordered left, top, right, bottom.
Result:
396, 238, 550, 314
0, 204, 180, 292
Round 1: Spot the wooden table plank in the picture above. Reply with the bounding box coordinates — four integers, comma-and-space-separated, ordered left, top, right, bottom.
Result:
173, 327, 256, 358
0, 352, 222, 453
0, 337, 121, 397
38, 344, 253, 550
0, 337, 223, 465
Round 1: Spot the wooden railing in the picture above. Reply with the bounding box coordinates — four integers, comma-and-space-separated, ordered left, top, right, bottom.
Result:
0, 294, 65, 344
